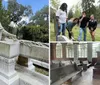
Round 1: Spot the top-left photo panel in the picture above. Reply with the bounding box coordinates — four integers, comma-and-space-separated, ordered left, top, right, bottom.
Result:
0, 0, 49, 85
1, 0, 49, 43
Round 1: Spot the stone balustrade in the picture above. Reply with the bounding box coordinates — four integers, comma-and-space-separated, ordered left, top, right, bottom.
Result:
0, 40, 49, 85
19, 40, 49, 62
0, 41, 20, 85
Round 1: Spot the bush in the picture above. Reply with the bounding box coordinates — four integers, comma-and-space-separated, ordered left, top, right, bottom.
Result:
21, 25, 49, 43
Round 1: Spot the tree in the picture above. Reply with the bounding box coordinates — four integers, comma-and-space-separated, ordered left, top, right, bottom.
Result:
30, 6, 49, 27
22, 5, 49, 43
95, 5, 100, 22
8, 0, 33, 23
81, 0, 96, 17
21, 25, 49, 43
0, 0, 2, 9
50, 7, 56, 22
0, 0, 2, 20
0, 0, 11, 31
50, 0, 60, 10
68, 8, 73, 19
73, 4, 81, 18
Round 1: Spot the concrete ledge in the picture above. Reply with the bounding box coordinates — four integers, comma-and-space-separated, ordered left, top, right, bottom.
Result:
16, 64, 49, 85
20, 41, 49, 62
31, 59, 49, 69
0, 41, 19, 58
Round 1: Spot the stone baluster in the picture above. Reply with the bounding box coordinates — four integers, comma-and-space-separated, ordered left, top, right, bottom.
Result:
0, 41, 20, 85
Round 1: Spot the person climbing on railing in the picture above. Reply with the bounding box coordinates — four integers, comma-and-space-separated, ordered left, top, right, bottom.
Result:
56, 3, 68, 41
66, 18, 79, 41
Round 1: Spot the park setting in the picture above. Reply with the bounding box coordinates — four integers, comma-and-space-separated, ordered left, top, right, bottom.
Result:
0, 0, 49, 85
50, 0, 100, 41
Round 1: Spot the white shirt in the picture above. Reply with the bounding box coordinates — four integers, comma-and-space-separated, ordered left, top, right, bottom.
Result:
56, 9, 67, 23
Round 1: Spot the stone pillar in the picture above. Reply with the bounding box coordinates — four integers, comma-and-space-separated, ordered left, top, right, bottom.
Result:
74, 43, 79, 63
87, 43, 92, 62
50, 43, 56, 60
0, 41, 19, 85
62, 43, 66, 59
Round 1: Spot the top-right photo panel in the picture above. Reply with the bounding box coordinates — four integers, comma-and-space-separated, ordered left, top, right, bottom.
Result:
50, 0, 100, 42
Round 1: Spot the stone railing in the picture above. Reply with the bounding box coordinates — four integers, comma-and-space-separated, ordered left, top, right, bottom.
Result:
0, 40, 49, 85
0, 41, 19, 85
19, 40, 49, 62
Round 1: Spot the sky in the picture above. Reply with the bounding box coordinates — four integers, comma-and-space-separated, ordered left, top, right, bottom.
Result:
59, 0, 99, 12
3, 0, 49, 14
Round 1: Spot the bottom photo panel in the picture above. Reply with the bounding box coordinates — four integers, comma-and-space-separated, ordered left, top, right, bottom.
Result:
50, 42, 100, 85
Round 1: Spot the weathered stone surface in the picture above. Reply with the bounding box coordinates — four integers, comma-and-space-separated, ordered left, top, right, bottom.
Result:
20, 41, 49, 62
0, 41, 19, 58
0, 41, 19, 85
17, 56, 28, 67
57, 35, 72, 43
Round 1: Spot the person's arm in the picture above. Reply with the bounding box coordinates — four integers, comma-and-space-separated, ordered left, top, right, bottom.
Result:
94, 20, 97, 28
86, 17, 90, 27
56, 16, 60, 27
78, 16, 83, 26
56, 10, 60, 27
79, 17, 84, 22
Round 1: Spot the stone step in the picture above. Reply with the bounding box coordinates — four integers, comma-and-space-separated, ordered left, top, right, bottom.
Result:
18, 72, 45, 85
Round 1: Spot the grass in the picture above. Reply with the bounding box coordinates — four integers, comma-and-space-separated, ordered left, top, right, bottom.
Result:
50, 23, 100, 41
35, 65, 49, 76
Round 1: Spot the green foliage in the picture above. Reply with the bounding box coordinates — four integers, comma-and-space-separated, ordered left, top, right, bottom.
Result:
21, 25, 49, 43
0, 0, 48, 42
50, 7, 56, 22
50, 0, 60, 23
8, 0, 33, 23
73, 5, 81, 18
31, 6, 49, 27
68, 8, 73, 19
50, 0, 60, 10
95, 5, 100, 22
81, 0, 96, 17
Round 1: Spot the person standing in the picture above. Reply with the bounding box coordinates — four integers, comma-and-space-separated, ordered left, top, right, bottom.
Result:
78, 12, 89, 41
88, 15, 97, 41
56, 3, 68, 41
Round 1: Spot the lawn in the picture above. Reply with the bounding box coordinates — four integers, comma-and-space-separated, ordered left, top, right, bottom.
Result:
50, 23, 100, 41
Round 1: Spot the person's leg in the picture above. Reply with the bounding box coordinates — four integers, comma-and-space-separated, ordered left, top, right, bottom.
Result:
83, 28, 86, 41
58, 23, 63, 35
92, 31, 95, 41
78, 28, 83, 41
56, 23, 62, 41
90, 30, 92, 40
68, 30, 71, 39
62, 23, 66, 35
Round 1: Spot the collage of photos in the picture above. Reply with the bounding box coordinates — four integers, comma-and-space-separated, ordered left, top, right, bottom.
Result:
0, 0, 100, 85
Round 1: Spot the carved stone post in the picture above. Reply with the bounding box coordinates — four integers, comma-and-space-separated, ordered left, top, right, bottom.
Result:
50, 43, 56, 60
74, 43, 79, 63
0, 41, 20, 85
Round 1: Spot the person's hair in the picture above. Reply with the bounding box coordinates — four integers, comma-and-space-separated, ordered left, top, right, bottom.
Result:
73, 18, 79, 21
90, 14, 94, 17
82, 11, 86, 14
60, 3, 67, 12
